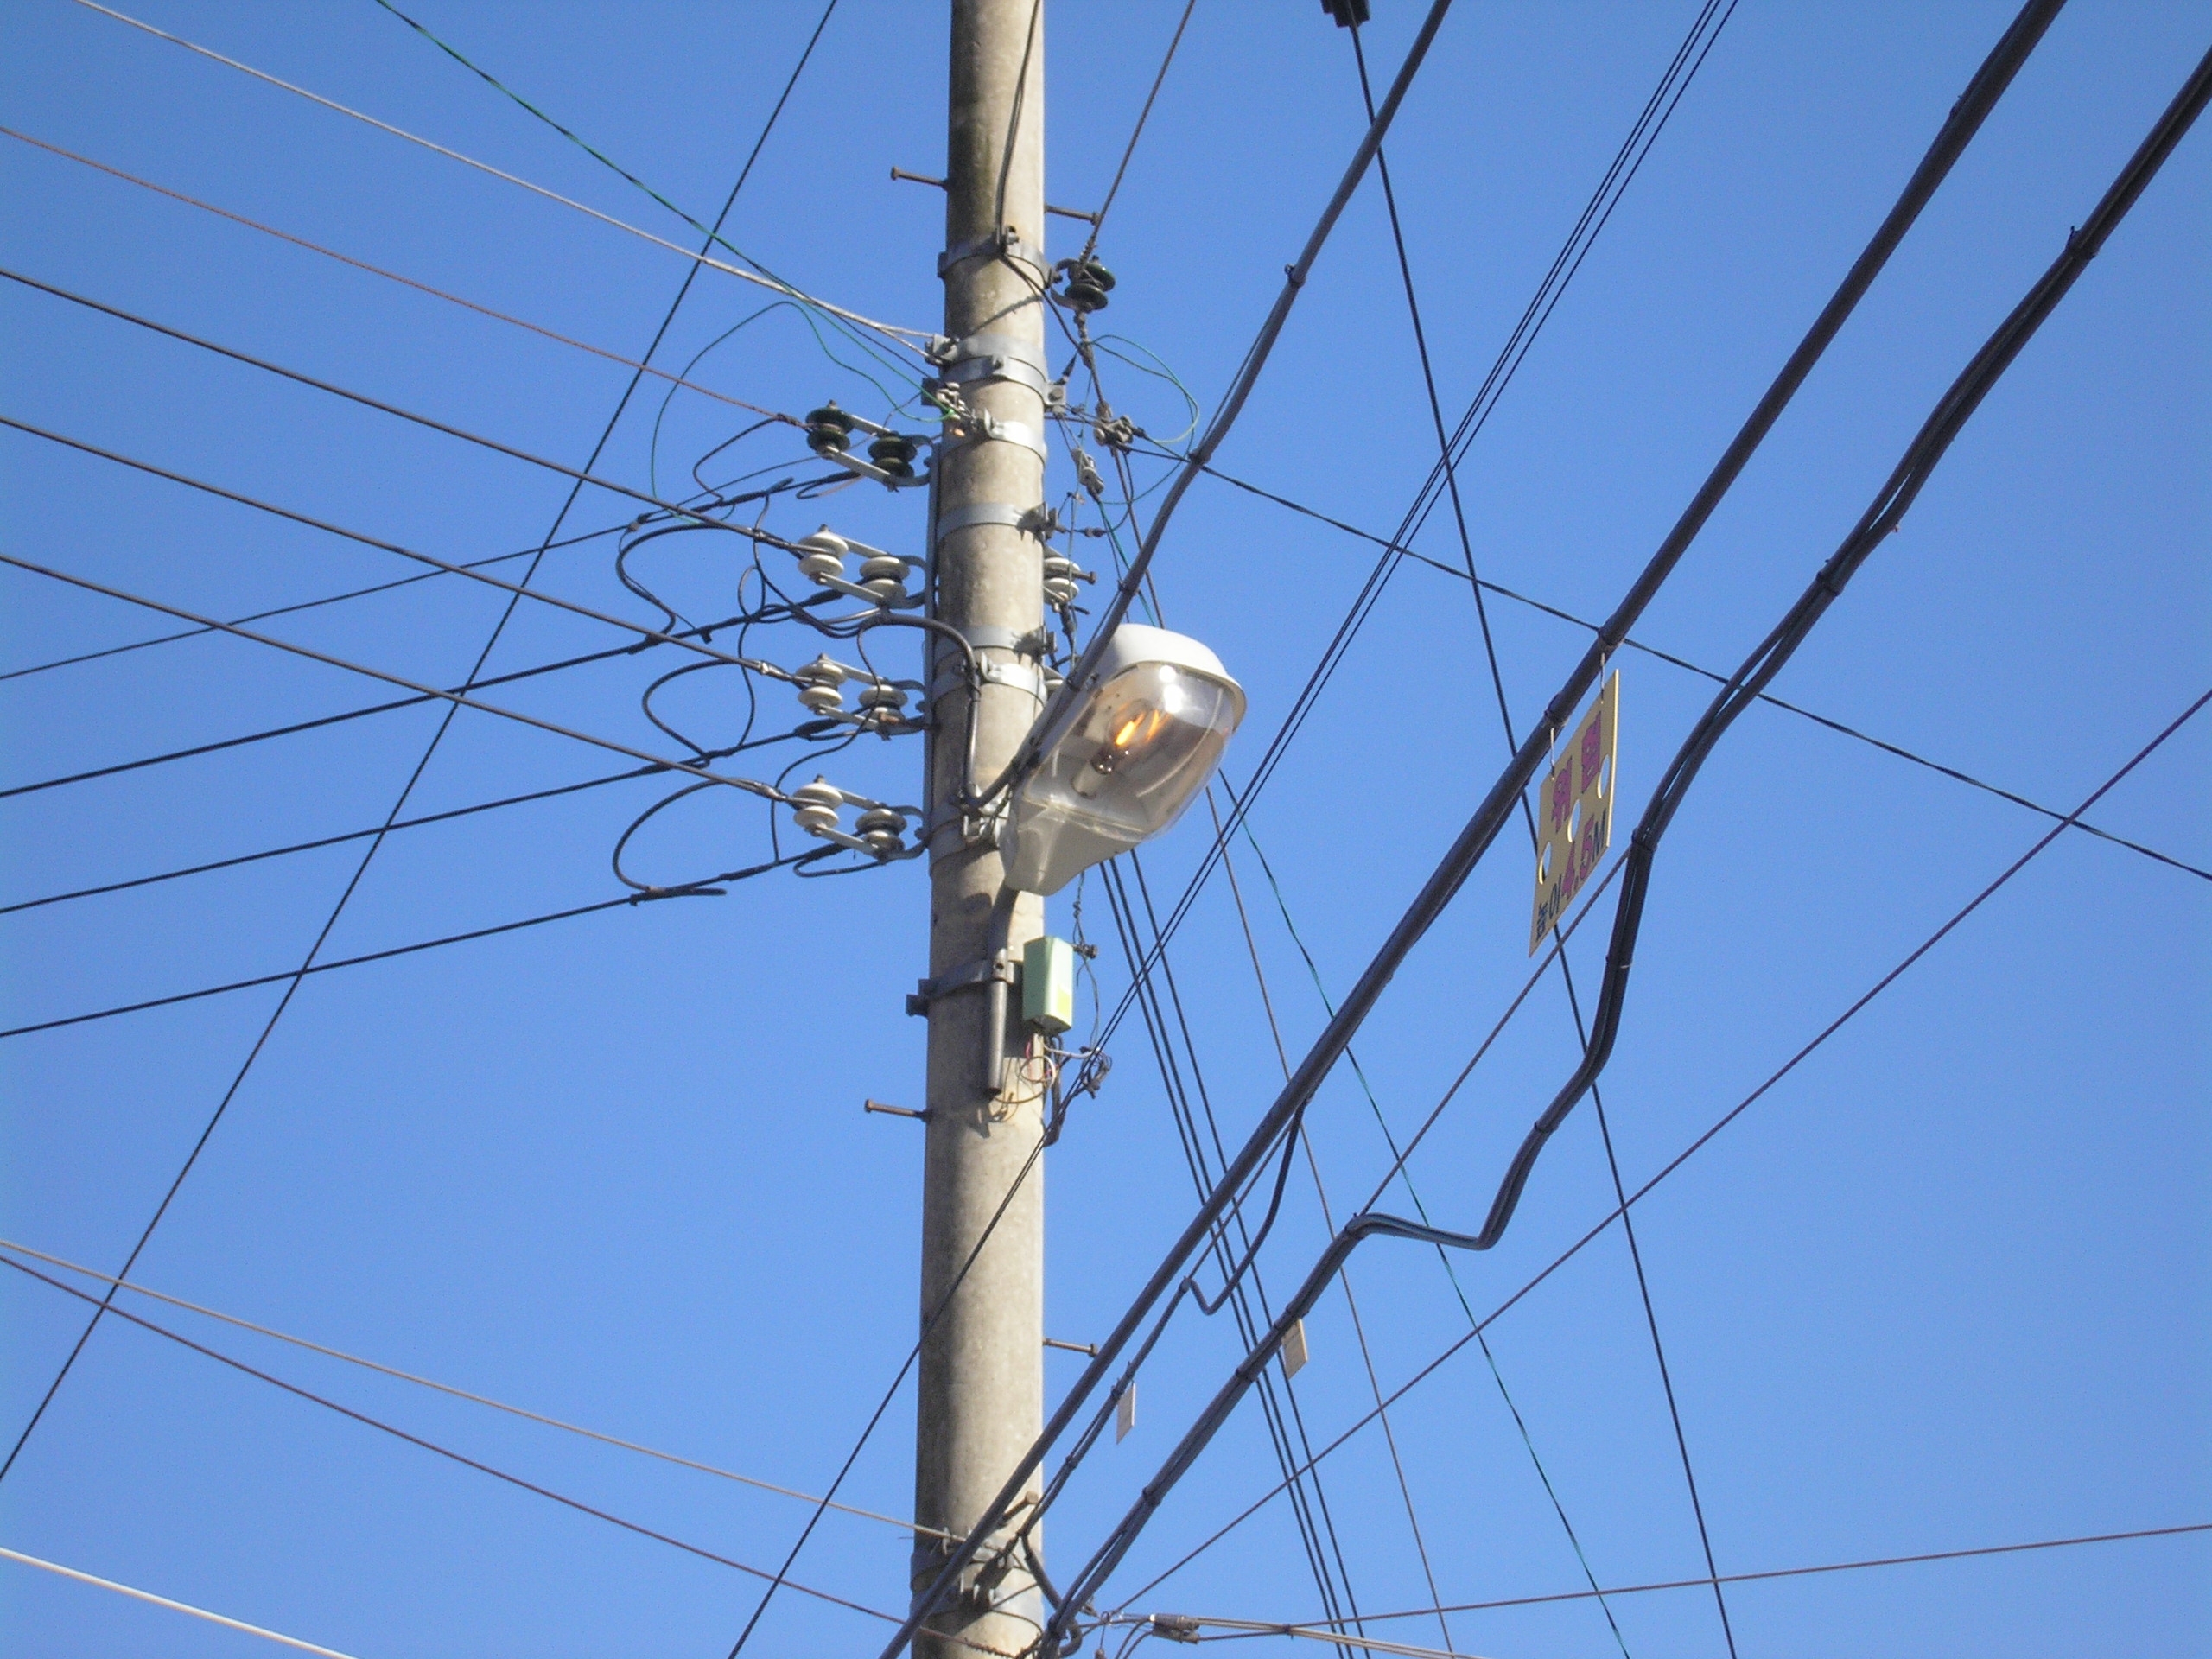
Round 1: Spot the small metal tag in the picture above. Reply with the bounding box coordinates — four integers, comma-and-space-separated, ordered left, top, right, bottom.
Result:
1116, 1382, 1136, 1443
1281, 1319, 1310, 1379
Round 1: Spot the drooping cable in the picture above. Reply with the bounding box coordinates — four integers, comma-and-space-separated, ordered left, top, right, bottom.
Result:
1043, 14, 2186, 1620
0, 40, 828, 1484
1072, 0, 2069, 1090
0, 1234, 950, 1539
0, 1254, 907, 1624
1109, 687, 2210, 1605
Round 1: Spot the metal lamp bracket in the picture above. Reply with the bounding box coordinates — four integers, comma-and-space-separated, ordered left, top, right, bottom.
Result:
906, 950, 1018, 1017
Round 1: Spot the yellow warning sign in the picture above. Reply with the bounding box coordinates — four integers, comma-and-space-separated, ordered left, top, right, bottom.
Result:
1529, 672, 1619, 955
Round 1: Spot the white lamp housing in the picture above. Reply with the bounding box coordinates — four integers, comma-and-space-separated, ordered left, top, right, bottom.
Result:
1005, 623, 1246, 895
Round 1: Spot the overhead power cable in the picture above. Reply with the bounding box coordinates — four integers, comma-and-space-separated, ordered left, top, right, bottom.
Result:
0, 274, 817, 542
0, 551, 808, 805
1344, 9, 1732, 1651
982, 0, 1459, 807
1466, 36, 2212, 1257
0, 1544, 363, 1659
0, 521, 612, 684
1260, 1520, 2212, 1626
0, 127, 794, 423
1113, 689, 2209, 1606
901, 8, 2070, 1634
0, 417, 834, 683
65, 0, 931, 353
0, 1255, 905, 1625
0, 849, 826, 1043
1077, 0, 2068, 1089
0, 1236, 950, 1540
0, 39, 831, 1486
1144, 447, 2206, 882
1047, 57, 2209, 1611
1, 631, 660, 804
1076, 0, 1198, 264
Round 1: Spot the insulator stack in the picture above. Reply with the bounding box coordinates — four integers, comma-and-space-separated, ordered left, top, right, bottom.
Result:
859, 554, 912, 605
804, 403, 855, 455
855, 806, 908, 856
796, 527, 849, 585
790, 778, 842, 838
1042, 555, 1081, 607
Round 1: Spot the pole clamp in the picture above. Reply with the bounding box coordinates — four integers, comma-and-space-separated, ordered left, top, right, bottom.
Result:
938, 229, 1050, 282
940, 411, 1050, 464
935, 501, 1059, 543
925, 331, 1052, 399
943, 622, 1053, 657
906, 950, 1017, 1017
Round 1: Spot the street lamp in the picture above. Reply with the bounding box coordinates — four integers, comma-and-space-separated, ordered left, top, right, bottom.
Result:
1005, 623, 1246, 894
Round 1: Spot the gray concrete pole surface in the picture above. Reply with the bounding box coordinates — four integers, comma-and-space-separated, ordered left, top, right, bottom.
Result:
914, 0, 1049, 1654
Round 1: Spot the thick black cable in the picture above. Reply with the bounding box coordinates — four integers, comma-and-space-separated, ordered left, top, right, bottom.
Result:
982, 0, 1459, 806
0, 48, 816, 1485
1053, 60, 2212, 1610
1111, 688, 2211, 1609
0, 1254, 899, 1624
1472, 40, 2212, 1254
924, 9, 2073, 1627
1073, 0, 2069, 1089
1148, 448, 2206, 883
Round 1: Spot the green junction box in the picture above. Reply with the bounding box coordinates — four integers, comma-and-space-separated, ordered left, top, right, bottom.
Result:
1021, 935, 1077, 1036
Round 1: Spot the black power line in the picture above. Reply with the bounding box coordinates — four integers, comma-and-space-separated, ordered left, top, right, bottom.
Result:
0, 849, 828, 1043
916, 6, 2072, 1634
1077, 0, 2070, 1087
1046, 57, 2212, 1601
0, 1252, 899, 1624
1110, 687, 2211, 1611
0, 25, 830, 1486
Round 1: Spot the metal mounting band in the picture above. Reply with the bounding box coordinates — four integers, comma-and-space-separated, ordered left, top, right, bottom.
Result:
938, 234, 1050, 281
906, 952, 1016, 1016
942, 622, 1052, 656
944, 417, 1049, 463
950, 332, 1049, 378
935, 501, 1053, 542
932, 352, 1049, 398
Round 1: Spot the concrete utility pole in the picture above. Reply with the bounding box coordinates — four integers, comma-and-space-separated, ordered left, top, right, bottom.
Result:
914, 1, 1049, 1653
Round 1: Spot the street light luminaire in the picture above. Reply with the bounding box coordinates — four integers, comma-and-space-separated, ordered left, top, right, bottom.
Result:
1006, 624, 1246, 894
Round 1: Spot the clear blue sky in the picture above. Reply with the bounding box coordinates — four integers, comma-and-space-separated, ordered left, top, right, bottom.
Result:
3, 2, 2206, 1655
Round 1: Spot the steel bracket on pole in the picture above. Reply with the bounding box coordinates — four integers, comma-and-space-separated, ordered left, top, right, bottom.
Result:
934, 500, 1059, 544
937, 229, 1051, 283
906, 950, 1017, 1017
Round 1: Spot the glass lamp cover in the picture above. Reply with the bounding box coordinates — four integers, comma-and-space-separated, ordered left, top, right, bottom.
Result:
1007, 656, 1244, 894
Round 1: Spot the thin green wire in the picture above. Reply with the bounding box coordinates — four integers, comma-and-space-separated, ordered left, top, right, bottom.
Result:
365, 0, 926, 406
